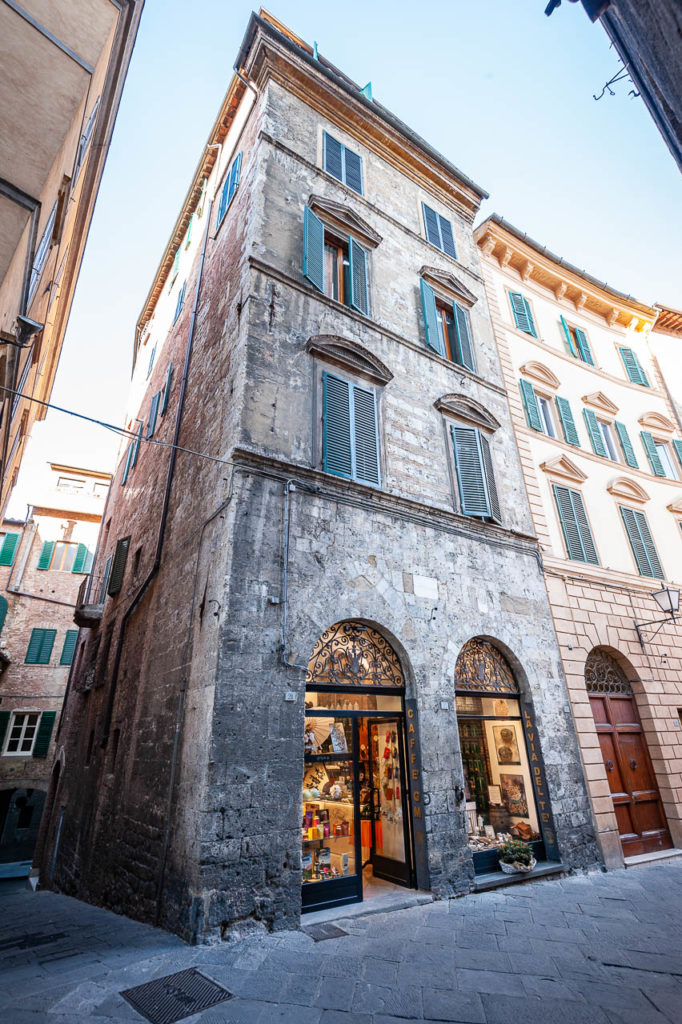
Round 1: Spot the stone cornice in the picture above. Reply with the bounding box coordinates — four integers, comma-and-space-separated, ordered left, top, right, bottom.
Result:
606, 477, 651, 505
539, 455, 587, 485
582, 391, 619, 416
434, 394, 501, 431
638, 410, 675, 435
520, 361, 560, 391
306, 336, 393, 384
420, 267, 478, 307
309, 194, 383, 247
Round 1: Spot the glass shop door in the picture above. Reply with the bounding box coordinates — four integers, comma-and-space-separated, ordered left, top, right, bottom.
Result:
365, 719, 412, 886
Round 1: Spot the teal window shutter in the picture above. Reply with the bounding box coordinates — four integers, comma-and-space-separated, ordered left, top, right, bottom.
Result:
343, 148, 363, 195
0, 595, 6, 634
323, 372, 352, 479
132, 421, 143, 467
25, 628, 57, 664
147, 392, 161, 439
0, 532, 19, 566
147, 344, 156, 379
453, 303, 475, 371
71, 543, 88, 574
60, 629, 79, 665
451, 426, 499, 520
640, 431, 665, 476
574, 328, 594, 365
352, 384, 380, 485
348, 237, 369, 316
619, 347, 649, 386
323, 131, 344, 182
160, 364, 173, 416
33, 711, 56, 757
169, 249, 180, 287
553, 485, 599, 564
620, 507, 664, 578
422, 203, 456, 258
185, 213, 195, 248
37, 540, 55, 570
303, 206, 325, 293
672, 439, 682, 469
420, 279, 444, 356
555, 397, 580, 446
615, 422, 639, 469
509, 292, 537, 337
173, 281, 186, 324
583, 409, 607, 457
121, 443, 133, 485
83, 549, 94, 574
519, 380, 542, 431
560, 316, 578, 357
217, 152, 242, 225
107, 537, 130, 596
0, 710, 9, 750
439, 217, 457, 260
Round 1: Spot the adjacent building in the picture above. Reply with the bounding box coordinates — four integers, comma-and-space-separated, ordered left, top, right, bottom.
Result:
0, 462, 108, 875
476, 215, 682, 868
39, 11, 600, 942
0, 0, 143, 516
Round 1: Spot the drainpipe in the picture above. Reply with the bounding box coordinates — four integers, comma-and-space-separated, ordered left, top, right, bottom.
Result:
101, 197, 214, 746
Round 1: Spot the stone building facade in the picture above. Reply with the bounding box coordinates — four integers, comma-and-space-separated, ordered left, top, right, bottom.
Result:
0, 0, 143, 515
475, 215, 682, 869
40, 12, 600, 942
0, 462, 108, 874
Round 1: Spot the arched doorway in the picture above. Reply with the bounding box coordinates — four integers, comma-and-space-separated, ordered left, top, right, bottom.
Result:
0, 788, 47, 877
302, 621, 416, 912
455, 639, 558, 874
586, 648, 672, 857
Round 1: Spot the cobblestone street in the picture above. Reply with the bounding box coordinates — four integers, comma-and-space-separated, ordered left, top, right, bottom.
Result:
1, 861, 681, 1023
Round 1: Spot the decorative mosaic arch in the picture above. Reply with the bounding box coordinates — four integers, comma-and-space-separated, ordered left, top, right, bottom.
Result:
305, 621, 404, 688
585, 649, 633, 695
454, 639, 518, 695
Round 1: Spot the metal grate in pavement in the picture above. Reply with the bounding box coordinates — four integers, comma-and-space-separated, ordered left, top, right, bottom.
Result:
121, 968, 233, 1024
302, 922, 348, 941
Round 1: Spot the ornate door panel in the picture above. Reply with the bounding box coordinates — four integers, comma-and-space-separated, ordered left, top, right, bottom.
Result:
586, 651, 672, 858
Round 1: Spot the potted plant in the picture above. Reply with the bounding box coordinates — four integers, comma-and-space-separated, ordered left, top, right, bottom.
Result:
498, 838, 536, 874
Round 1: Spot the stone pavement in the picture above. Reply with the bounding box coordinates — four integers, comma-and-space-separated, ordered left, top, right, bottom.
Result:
1, 862, 682, 1023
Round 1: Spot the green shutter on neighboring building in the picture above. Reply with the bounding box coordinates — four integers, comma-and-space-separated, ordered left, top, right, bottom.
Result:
453, 303, 475, 371
36, 540, 54, 570
420, 279, 444, 356
107, 537, 130, 596
583, 409, 608, 457
640, 431, 666, 476
555, 397, 580, 446
519, 380, 542, 431
0, 532, 19, 566
60, 629, 79, 665
71, 543, 89, 574
559, 316, 578, 357
25, 628, 57, 664
509, 292, 537, 337
303, 206, 325, 293
620, 506, 664, 579
0, 595, 7, 634
672, 439, 682, 469
573, 328, 594, 365
348, 237, 369, 316
33, 711, 56, 758
160, 363, 173, 416
615, 422, 639, 469
553, 485, 599, 565
0, 710, 9, 751
619, 347, 649, 386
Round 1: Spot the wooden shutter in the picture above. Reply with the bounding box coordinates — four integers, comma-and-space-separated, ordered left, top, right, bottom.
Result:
509, 292, 537, 337
323, 132, 344, 182
60, 629, 79, 665
348, 237, 369, 316
217, 177, 228, 224
121, 443, 133, 485
615, 422, 639, 469
83, 549, 94, 574
173, 281, 186, 324
147, 344, 156, 378
0, 710, 9, 751
0, 595, 7, 634
107, 537, 130, 596
147, 391, 161, 439
439, 216, 457, 259
160, 363, 173, 416
344, 148, 363, 194
132, 421, 143, 467
559, 316, 578, 357
420, 279, 444, 356
323, 373, 352, 478
619, 346, 649, 386
640, 431, 665, 476
33, 711, 56, 757
453, 303, 474, 370
303, 206, 325, 293
574, 328, 594, 365
519, 380, 542, 431
422, 203, 441, 247
553, 485, 599, 564
451, 426, 491, 518
480, 433, 501, 523
673, 439, 682, 468
71, 543, 89, 573
352, 384, 380, 485
25, 629, 44, 663
228, 151, 242, 205
583, 409, 607, 457
37, 540, 55, 570
0, 532, 19, 566
555, 397, 580, 446
620, 506, 664, 579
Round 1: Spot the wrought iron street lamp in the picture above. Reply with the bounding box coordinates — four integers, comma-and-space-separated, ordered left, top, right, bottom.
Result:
634, 585, 680, 648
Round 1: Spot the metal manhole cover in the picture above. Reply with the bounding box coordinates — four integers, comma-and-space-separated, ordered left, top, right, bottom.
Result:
302, 922, 348, 941
121, 968, 233, 1024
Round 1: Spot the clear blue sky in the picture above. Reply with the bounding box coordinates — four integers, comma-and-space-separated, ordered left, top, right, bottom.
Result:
11, 0, 682, 512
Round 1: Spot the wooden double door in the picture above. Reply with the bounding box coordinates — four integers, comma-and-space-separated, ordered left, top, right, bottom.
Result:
590, 690, 672, 857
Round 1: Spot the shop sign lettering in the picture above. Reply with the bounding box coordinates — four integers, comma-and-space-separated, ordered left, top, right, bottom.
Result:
522, 706, 560, 860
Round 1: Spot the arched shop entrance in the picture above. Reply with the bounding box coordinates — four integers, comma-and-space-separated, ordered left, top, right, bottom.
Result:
455, 639, 560, 875
302, 621, 420, 912
586, 648, 672, 857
